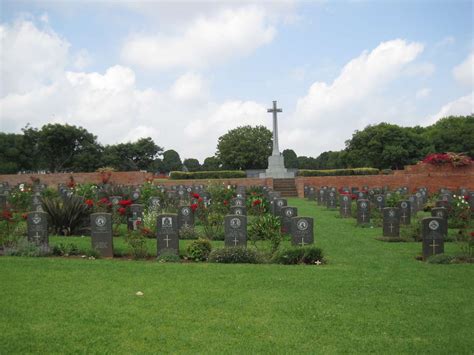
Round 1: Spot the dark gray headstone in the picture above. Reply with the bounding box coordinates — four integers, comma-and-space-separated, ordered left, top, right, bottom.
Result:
273, 198, 288, 216
157, 214, 179, 256
307, 187, 316, 201
290, 217, 314, 247
326, 191, 337, 210
469, 192, 474, 211
230, 206, 247, 216
357, 199, 370, 225
398, 200, 411, 225
268, 191, 281, 201
127, 204, 144, 230
110, 196, 121, 206
27, 211, 48, 251
374, 194, 385, 211
431, 207, 448, 236
131, 190, 141, 202
382, 207, 400, 237
90, 213, 113, 258
149, 197, 161, 211
422, 217, 445, 259
339, 194, 352, 218
231, 197, 246, 208
303, 186, 309, 198
318, 189, 326, 205
224, 215, 247, 247
280, 206, 297, 233
435, 200, 450, 210
0, 194, 6, 209
178, 205, 194, 230
31, 192, 43, 212
357, 191, 367, 200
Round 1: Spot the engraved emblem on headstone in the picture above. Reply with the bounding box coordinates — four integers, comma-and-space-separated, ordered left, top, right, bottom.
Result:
162, 217, 172, 227
285, 209, 293, 217
401, 202, 407, 208
132, 192, 139, 199
343, 196, 348, 201
277, 200, 283, 206
235, 209, 242, 215
32, 214, 41, 224
95, 216, 106, 227
297, 219, 308, 231
230, 218, 241, 229
360, 202, 367, 209
182, 207, 190, 216
377, 196, 383, 202
429, 220, 439, 230
389, 210, 395, 218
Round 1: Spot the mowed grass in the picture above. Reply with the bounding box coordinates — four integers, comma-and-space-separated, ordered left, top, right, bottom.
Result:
1, 198, 473, 354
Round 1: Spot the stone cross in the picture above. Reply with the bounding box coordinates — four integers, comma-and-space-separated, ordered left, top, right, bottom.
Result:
268, 100, 282, 155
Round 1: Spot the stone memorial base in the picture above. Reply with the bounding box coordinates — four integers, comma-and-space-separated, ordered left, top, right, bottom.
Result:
259, 155, 295, 179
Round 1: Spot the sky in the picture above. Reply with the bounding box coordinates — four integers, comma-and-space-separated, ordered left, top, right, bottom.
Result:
1, 0, 473, 162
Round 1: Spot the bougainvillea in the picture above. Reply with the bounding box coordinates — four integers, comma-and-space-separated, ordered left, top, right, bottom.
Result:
422, 152, 472, 167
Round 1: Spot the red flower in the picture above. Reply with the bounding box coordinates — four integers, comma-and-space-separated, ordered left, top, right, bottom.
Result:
223, 200, 228, 206
252, 199, 262, 206
191, 203, 198, 212
198, 197, 203, 202
351, 194, 357, 200
118, 207, 126, 216
470, 231, 474, 237
119, 199, 132, 207
1, 210, 13, 221
85, 199, 94, 207
192, 192, 200, 199
136, 220, 142, 226
99, 197, 109, 204
464, 195, 470, 201
22, 213, 28, 220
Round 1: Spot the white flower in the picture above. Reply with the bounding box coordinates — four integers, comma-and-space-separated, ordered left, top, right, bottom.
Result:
136, 291, 144, 296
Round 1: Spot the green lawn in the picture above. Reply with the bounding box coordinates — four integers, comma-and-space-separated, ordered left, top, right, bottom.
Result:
1, 198, 473, 353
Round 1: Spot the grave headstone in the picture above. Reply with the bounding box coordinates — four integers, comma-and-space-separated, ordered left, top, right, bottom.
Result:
149, 197, 161, 211
431, 207, 448, 237
280, 206, 297, 233
178, 205, 194, 230
357, 199, 370, 225
27, 211, 48, 252
469, 192, 474, 211
317, 189, 325, 206
110, 196, 122, 206
229, 206, 247, 216
303, 186, 309, 198
398, 200, 411, 225
131, 189, 141, 202
326, 191, 337, 210
290, 217, 314, 247
127, 204, 144, 231
339, 194, 352, 218
157, 214, 179, 256
224, 215, 247, 247
357, 191, 367, 200
90, 213, 113, 258
231, 197, 246, 208
422, 217, 445, 259
273, 198, 288, 216
382, 207, 400, 237
0, 194, 7, 210
374, 195, 385, 211
31, 192, 43, 212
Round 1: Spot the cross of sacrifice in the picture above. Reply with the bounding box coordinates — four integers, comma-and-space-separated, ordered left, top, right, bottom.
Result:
429, 240, 439, 254
164, 235, 171, 248
232, 236, 239, 246
299, 238, 306, 247
267, 100, 282, 155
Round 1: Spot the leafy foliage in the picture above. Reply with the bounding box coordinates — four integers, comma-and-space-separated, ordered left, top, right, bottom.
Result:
248, 214, 282, 253
297, 168, 379, 176
208, 247, 263, 264
169, 170, 246, 179
186, 238, 212, 261
41, 196, 90, 236
272, 246, 324, 265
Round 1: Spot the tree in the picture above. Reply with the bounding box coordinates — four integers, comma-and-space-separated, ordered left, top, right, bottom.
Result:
282, 149, 298, 169
102, 138, 162, 171
424, 115, 474, 157
0, 133, 25, 173
162, 150, 182, 172
314, 151, 346, 169
344, 123, 432, 169
36, 123, 103, 172
297, 156, 318, 169
202, 156, 221, 171
183, 158, 201, 172
216, 125, 272, 170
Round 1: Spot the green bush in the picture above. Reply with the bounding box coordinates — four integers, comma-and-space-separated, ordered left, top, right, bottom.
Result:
208, 247, 262, 264
169, 170, 246, 180
248, 214, 282, 253
426, 254, 455, 264
4, 237, 48, 257
157, 252, 180, 263
41, 196, 90, 236
125, 232, 148, 260
272, 246, 324, 265
52, 242, 80, 256
186, 238, 212, 261
297, 168, 379, 177
179, 226, 199, 239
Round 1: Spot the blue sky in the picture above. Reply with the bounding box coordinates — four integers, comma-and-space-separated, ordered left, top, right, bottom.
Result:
1, 0, 472, 161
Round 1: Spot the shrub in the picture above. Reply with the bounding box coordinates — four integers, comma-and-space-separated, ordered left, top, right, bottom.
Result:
248, 214, 282, 253
170, 170, 246, 180
179, 225, 199, 239
4, 237, 48, 257
422, 152, 472, 167
52, 242, 80, 256
426, 254, 455, 264
297, 168, 379, 177
157, 252, 180, 263
272, 246, 324, 265
125, 232, 148, 260
41, 196, 90, 236
208, 247, 262, 264
186, 238, 212, 261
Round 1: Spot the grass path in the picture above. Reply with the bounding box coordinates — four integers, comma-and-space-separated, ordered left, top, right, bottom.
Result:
1, 198, 473, 353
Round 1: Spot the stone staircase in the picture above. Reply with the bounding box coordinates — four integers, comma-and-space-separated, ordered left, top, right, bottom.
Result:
273, 178, 298, 197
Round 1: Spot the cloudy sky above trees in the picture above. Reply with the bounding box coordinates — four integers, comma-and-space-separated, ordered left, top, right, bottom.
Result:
1, 0, 472, 161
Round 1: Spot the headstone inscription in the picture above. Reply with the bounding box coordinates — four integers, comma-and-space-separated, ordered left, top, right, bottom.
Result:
90, 213, 113, 258
326, 191, 337, 210
127, 204, 144, 231
27, 211, 49, 252
224, 215, 247, 247
357, 199, 370, 225
374, 195, 385, 211
231, 197, 246, 208
229, 206, 247, 216
31, 192, 43, 212
382, 207, 400, 237
422, 217, 445, 259
280, 206, 297, 233
430, 207, 448, 237
339, 195, 352, 218
149, 197, 161, 211
290, 217, 314, 247
398, 200, 411, 225
178, 205, 194, 230
157, 214, 179, 256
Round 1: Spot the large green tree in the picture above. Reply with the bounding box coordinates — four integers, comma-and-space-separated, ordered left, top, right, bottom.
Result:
102, 137, 162, 171
201, 156, 222, 171
216, 125, 272, 170
183, 158, 201, 172
314, 151, 346, 169
423, 115, 474, 157
162, 149, 182, 172
344, 123, 433, 169
282, 149, 298, 169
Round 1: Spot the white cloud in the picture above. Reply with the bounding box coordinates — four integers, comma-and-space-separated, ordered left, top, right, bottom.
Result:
403, 62, 435, 77
170, 72, 208, 102
416, 88, 431, 99
434, 36, 455, 49
0, 19, 69, 96
121, 5, 276, 71
428, 92, 474, 123
73, 49, 92, 70
453, 53, 474, 88
285, 39, 424, 156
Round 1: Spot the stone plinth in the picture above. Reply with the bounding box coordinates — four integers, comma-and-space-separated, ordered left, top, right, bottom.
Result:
260, 155, 295, 179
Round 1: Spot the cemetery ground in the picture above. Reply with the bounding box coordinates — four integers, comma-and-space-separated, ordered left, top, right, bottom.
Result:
1, 198, 473, 353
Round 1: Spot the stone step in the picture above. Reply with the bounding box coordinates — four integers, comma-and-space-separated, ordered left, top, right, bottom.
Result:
272, 178, 298, 197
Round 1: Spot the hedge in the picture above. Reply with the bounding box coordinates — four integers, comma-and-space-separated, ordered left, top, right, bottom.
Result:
297, 168, 379, 177
169, 170, 246, 180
